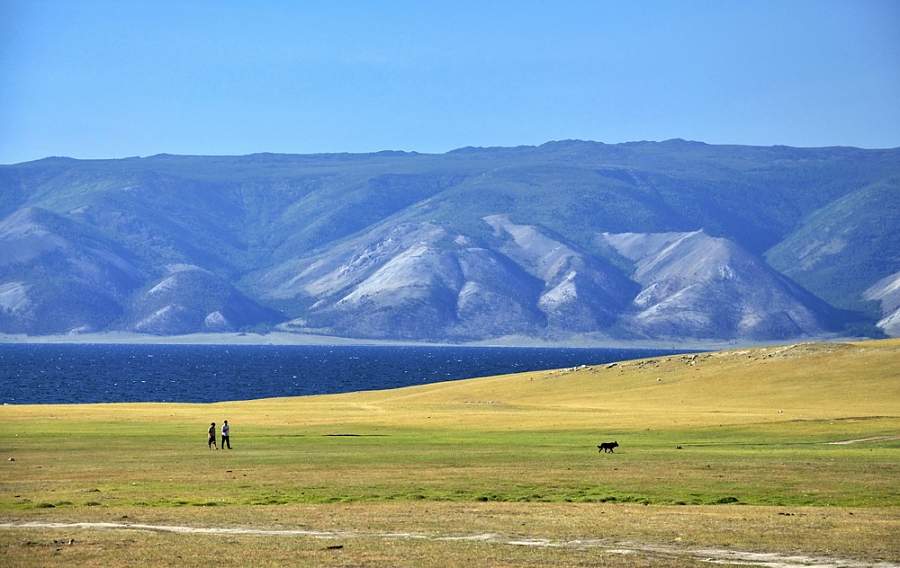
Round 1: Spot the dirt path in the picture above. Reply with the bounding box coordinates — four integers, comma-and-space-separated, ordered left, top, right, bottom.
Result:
2, 521, 897, 568
825, 435, 900, 445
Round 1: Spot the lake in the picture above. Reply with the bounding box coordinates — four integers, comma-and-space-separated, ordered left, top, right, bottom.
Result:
0, 343, 685, 404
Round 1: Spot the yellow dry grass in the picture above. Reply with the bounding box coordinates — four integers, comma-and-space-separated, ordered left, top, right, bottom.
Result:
222, 338, 900, 431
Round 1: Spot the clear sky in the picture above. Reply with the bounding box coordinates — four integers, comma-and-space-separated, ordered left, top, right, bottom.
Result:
1, 0, 898, 164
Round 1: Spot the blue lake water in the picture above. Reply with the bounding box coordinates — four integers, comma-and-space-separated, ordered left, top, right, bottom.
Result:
0, 343, 685, 404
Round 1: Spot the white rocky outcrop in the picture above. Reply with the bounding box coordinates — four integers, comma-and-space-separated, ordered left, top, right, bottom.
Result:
601, 230, 830, 339
0, 282, 30, 313
865, 271, 900, 337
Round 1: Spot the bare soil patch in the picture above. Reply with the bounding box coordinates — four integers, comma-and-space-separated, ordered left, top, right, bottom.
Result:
825, 435, 900, 445
2, 519, 898, 568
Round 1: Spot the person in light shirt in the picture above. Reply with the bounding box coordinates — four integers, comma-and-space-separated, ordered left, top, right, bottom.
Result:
221, 420, 231, 449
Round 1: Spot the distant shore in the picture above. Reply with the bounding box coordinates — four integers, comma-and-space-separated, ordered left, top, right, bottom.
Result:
0, 330, 847, 351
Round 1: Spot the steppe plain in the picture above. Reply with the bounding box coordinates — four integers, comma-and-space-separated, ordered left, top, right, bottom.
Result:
1, 338, 898, 567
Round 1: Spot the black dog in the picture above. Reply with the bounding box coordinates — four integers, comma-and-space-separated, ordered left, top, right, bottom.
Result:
598, 441, 619, 453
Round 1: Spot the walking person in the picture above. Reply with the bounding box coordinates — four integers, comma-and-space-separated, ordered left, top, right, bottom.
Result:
208, 422, 217, 449
221, 420, 231, 449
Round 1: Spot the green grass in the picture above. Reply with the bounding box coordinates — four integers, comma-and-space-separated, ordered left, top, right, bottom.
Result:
3, 419, 898, 510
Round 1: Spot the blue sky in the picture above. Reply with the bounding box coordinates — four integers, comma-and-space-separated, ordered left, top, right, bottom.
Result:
1, 0, 898, 164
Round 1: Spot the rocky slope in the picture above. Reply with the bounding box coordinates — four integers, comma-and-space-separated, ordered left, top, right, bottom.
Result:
601, 231, 842, 340
865, 271, 900, 337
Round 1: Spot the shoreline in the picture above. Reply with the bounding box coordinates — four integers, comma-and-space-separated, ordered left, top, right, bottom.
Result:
0, 330, 854, 352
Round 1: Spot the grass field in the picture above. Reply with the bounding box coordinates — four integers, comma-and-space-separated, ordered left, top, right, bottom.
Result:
1, 339, 899, 566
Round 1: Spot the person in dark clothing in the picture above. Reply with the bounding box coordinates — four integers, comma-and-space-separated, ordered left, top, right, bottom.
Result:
208, 422, 217, 449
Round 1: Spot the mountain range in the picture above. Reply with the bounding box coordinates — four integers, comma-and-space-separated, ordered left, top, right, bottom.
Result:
1, 139, 898, 343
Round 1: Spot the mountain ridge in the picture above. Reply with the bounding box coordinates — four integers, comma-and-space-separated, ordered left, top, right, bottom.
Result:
1, 140, 898, 342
